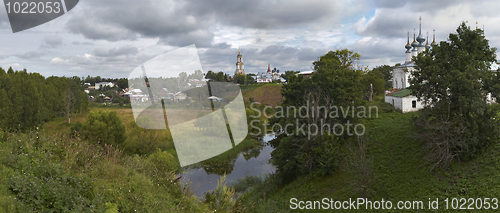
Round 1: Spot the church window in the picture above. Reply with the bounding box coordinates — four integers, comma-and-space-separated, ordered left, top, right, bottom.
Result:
412, 100, 416, 108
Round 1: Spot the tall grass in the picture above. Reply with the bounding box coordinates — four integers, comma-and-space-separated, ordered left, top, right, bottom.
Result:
0, 130, 210, 212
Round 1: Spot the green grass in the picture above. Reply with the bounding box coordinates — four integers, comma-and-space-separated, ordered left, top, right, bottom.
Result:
0, 131, 211, 212
237, 104, 500, 212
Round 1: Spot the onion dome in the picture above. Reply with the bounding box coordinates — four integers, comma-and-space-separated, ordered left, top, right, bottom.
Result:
431, 29, 437, 46
411, 33, 418, 48
416, 33, 425, 45
425, 33, 431, 49
405, 32, 412, 49
416, 17, 426, 46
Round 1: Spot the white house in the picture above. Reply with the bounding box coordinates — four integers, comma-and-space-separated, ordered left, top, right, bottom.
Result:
385, 89, 426, 113
95, 82, 115, 90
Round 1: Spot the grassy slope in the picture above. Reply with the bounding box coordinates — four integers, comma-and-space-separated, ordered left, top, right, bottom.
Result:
241, 84, 284, 107
240, 108, 500, 212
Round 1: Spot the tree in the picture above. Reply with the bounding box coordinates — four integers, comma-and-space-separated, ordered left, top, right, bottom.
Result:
409, 22, 499, 169
280, 70, 300, 83
189, 70, 204, 80
81, 110, 127, 146
371, 65, 393, 89
117, 78, 128, 90
361, 69, 385, 98
232, 74, 245, 85
313, 49, 361, 71
232, 74, 254, 85
0, 68, 88, 131
269, 49, 365, 182
205, 70, 229, 82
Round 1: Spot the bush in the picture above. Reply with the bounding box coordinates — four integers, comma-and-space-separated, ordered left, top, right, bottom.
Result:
81, 110, 127, 146
147, 149, 180, 173
203, 174, 236, 212
70, 121, 83, 138
269, 134, 340, 183
6, 134, 101, 212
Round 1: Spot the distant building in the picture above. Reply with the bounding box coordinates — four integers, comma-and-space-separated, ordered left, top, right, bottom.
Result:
234, 48, 245, 76
296, 70, 315, 78
95, 82, 115, 90
256, 64, 281, 83
207, 96, 223, 102
174, 92, 187, 102
158, 88, 174, 100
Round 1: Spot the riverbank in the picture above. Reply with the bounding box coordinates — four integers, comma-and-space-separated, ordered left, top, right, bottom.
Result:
236, 109, 500, 212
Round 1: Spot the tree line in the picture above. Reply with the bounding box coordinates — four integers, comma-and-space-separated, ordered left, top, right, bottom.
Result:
0, 67, 88, 131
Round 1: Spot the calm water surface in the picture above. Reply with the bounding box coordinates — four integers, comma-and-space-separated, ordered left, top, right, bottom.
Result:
180, 134, 276, 198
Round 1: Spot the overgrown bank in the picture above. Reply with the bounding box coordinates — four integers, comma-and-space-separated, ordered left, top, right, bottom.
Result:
0, 130, 210, 212
236, 106, 500, 212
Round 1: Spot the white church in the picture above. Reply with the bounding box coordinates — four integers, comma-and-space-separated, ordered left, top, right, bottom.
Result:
385, 18, 434, 113
385, 18, 500, 113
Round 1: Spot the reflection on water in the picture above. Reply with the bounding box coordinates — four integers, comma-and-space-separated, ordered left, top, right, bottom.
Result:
180, 134, 276, 198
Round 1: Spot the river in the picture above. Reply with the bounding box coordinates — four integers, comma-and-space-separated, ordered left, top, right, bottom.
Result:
180, 134, 276, 198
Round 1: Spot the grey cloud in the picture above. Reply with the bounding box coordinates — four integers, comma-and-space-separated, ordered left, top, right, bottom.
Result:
355, 12, 420, 39
65, 0, 209, 43
64, 0, 338, 47
348, 37, 404, 67
66, 13, 138, 41
159, 30, 214, 48
41, 35, 64, 48
184, 0, 336, 29
15, 50, 45, 59
200, 44, 329, 74
72, 41, 94, 45
374, 0, 467, 12
93, 46, 139, 57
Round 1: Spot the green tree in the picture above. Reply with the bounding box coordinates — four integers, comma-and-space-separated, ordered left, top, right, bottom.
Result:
313, 49, 361, 70
81, 110, 127, 146
117, 78, 128, 90
371, 65, 393, 89
409, 22, 499, 169
280, 70, 300, 83
205, 70, 229, 82
232, 74, 253, 85
269, 49, 365, 182
361, 69, 385, 98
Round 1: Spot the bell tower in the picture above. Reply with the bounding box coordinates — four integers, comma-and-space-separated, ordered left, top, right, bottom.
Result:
235, 47, 245, 75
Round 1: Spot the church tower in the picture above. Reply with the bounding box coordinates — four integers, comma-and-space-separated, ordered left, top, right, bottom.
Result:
235, 47, 245, 75
416, 16, 426, 54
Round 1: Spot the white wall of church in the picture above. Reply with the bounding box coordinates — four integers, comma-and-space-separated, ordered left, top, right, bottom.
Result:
385, 95, 425, 113
392, 67, 416, 89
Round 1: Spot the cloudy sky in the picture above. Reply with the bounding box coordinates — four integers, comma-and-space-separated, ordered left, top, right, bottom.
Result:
1, 0, 499, 78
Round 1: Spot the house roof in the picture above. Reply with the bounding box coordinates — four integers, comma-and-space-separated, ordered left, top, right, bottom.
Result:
298, 70, 315, 75
386, 88, 413, 97
395, 62, 416, 68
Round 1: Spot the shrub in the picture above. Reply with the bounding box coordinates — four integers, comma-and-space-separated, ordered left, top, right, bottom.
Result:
147, 149, 180, 173
203, 174, 236, 212
81, 110, 126, 146
70, 121, 83, 138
